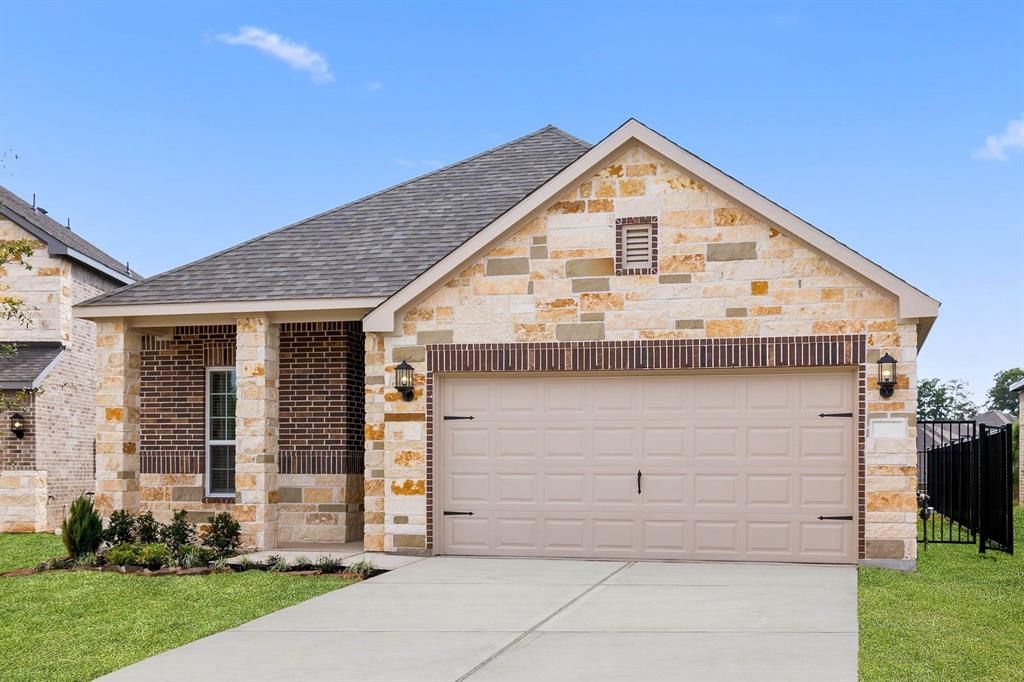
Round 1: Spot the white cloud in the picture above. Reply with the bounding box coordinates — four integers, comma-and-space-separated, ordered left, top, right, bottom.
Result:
396, 158, 443, 169
365, 81, 384, 92
216, 26, 333, 84
974, 115, 1024, 160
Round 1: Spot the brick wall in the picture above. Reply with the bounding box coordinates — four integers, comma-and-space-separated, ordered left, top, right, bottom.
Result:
1, 392, 36, 470
136, 322, 364, 543
365, 143, 920, 564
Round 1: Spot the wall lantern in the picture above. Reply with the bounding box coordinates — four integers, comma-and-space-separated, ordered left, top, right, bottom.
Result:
395, 361, 415, 402
10, 413, 25, 439
877, 353, 897, 398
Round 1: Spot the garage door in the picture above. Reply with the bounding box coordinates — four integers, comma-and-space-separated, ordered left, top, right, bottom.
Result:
438, 372, 856, 563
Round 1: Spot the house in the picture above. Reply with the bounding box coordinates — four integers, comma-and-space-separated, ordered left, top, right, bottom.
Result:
0, 185, 137, 532
75, 120, 938, 570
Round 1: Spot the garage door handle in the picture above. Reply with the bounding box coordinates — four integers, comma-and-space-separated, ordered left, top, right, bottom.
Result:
818, 412, 853, 418
637, 470, 642, 495
443, 511, 474, 516
817, 515, 853, 520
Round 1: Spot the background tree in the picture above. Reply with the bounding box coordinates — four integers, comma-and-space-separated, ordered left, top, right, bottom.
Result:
917, 378, 978, 421
985, 368, 1023, 416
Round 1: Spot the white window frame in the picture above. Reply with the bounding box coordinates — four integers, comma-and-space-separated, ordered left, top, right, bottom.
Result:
205, 366, 237, 498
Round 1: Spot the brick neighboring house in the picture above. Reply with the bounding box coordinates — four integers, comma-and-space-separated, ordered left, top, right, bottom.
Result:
0, 185, 137, 531
76, 120, 940, 569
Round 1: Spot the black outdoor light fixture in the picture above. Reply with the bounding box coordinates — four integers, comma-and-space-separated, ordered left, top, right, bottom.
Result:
395, 361, 415, 402
877, 352, 898, 398
10, 413, 25, 439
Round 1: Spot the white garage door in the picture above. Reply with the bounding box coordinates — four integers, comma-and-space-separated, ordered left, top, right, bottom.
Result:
438, 372, 856, 563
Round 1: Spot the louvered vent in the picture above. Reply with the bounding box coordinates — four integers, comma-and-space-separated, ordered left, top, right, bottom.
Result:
622, 224, 653, 268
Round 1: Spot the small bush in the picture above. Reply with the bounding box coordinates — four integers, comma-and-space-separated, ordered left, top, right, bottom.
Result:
104, 510, 136, 546
61, 495, 103, 558
346, 559, 378, 579
237, 556, 255, 572
106, 543, 171, 569
135, 511, 163, 544
175, 544, 218, 569
73, 553, 101, 567
316, 556, 344, 574
201, 512, 241, 556
160, 510, 196, 553
45, 556, 72, 570
291, 555, 313, 571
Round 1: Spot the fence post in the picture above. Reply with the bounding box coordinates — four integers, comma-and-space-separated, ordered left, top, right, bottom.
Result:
978, 424, 988, 554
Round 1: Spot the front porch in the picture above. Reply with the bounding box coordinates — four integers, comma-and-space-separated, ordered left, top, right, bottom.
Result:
93, 317, 365, 550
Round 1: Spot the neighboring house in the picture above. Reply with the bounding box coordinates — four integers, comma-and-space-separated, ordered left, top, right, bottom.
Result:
75, 120, 939, 570
1011, 377, 1024, 504
974, 410, 1016, 429
0, 185, 137, 531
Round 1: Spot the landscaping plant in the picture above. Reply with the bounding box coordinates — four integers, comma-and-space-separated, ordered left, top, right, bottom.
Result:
174, 544, 217, 569
106, 543, 170, 569
61, 495, 103, 558
160, 510, 196, 554
135, 511, 163, 543
201, 512, 241, 556
346, 559, 378, 579
104, 510, 136, 546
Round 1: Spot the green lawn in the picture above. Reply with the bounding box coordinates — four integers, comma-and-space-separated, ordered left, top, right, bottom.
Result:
0, 534, 354, 682
859, 506, 1024, 681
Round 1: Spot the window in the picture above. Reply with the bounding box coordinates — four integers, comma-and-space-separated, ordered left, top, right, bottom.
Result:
206, 368, 236, 497
615, 216, 659, 275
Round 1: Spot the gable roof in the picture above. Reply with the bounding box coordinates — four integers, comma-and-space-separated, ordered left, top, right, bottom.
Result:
0, 185, 138, 285
78, 126, 590, 308
0, 342, 64, 390
363, 119, 940, 342
974, 410, 1016, 428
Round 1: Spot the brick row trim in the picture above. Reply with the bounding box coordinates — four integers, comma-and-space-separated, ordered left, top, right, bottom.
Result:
279, 450, 364, 475
423, 335, 867, 557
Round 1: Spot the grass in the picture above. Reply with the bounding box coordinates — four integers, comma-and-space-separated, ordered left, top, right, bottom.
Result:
859, 506, 1024, 681
0, 534, 354, 682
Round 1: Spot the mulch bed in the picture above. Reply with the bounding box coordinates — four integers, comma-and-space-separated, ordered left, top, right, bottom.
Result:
2, 564, 374, 579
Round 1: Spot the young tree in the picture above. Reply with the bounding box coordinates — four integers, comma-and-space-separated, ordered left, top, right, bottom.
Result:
985, 368, 1023, 416
917, 377, 978, 421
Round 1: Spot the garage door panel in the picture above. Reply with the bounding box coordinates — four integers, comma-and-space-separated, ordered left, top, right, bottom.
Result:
440, 373, 856, 563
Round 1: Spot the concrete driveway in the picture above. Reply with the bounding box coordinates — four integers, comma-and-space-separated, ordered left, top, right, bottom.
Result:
100, 558, 857, 682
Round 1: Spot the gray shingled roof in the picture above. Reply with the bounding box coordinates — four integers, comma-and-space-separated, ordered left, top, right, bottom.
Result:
81, 126, 590, 307
0, 342, 64, 389
0, 185, 139, 282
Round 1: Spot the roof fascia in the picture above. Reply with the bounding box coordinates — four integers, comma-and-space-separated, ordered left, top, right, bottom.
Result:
74, 296, 387, 323
364, 119, 940, 345
0, 205, 134, 285
31, 346, 66, 389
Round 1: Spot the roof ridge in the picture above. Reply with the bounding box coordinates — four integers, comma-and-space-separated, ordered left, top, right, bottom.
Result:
82, 124, 585, 306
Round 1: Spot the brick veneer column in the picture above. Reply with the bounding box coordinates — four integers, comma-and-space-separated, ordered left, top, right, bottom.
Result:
235, 317, 279, 549
94, 320, 142, 516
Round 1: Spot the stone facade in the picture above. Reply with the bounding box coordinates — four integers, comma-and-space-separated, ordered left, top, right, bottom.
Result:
0, 216, 123, 530
0, 470, 47, 532
102, 322, 364, 546
364, 144, 919, 564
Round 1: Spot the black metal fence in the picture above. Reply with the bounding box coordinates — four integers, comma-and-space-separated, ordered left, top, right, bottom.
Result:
917, 420, 1014, 554
979, 424, 1014, 554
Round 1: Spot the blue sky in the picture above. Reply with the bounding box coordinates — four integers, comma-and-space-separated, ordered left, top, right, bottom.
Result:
1, 1, 1021, 402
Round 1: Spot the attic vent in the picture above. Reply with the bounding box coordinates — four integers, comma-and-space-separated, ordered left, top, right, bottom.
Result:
615, 216, 659, 275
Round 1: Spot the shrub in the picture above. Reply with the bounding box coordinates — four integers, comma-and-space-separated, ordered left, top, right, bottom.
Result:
104, 510, 136, 545
175, 544, 218, 569
106, 543, 171, 569
291, 555, 313, 571
160, 510, 196, 553
201, 512, 241, 556
237, 556, 255, 572
135, 511, 163, 544
346, 559, 378, 579
73, 553, 101, 567
316, 556, 344, 574
61, 495, 103, 558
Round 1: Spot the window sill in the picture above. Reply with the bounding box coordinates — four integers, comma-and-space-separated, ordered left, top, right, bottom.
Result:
203, 495, 236, 504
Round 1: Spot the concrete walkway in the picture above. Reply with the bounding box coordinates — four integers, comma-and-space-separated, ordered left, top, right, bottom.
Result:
100, 558, 857, 682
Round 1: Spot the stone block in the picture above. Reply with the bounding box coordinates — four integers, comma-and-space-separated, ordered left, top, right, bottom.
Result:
394, 534, 426, 549
707, 242, 757, 261
391, 345, 425, 363
675, 319, 704, 330
555, 323, 605, 341
658, 274, 691, 284
725, 308, 748, 318
566, 258, 614, 278
171, 486, 204, 502
572, 277, 610, 293
416, 330, 454, 345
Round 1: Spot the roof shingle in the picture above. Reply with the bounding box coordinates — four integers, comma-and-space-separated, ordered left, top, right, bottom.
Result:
82, 125, 590, 307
